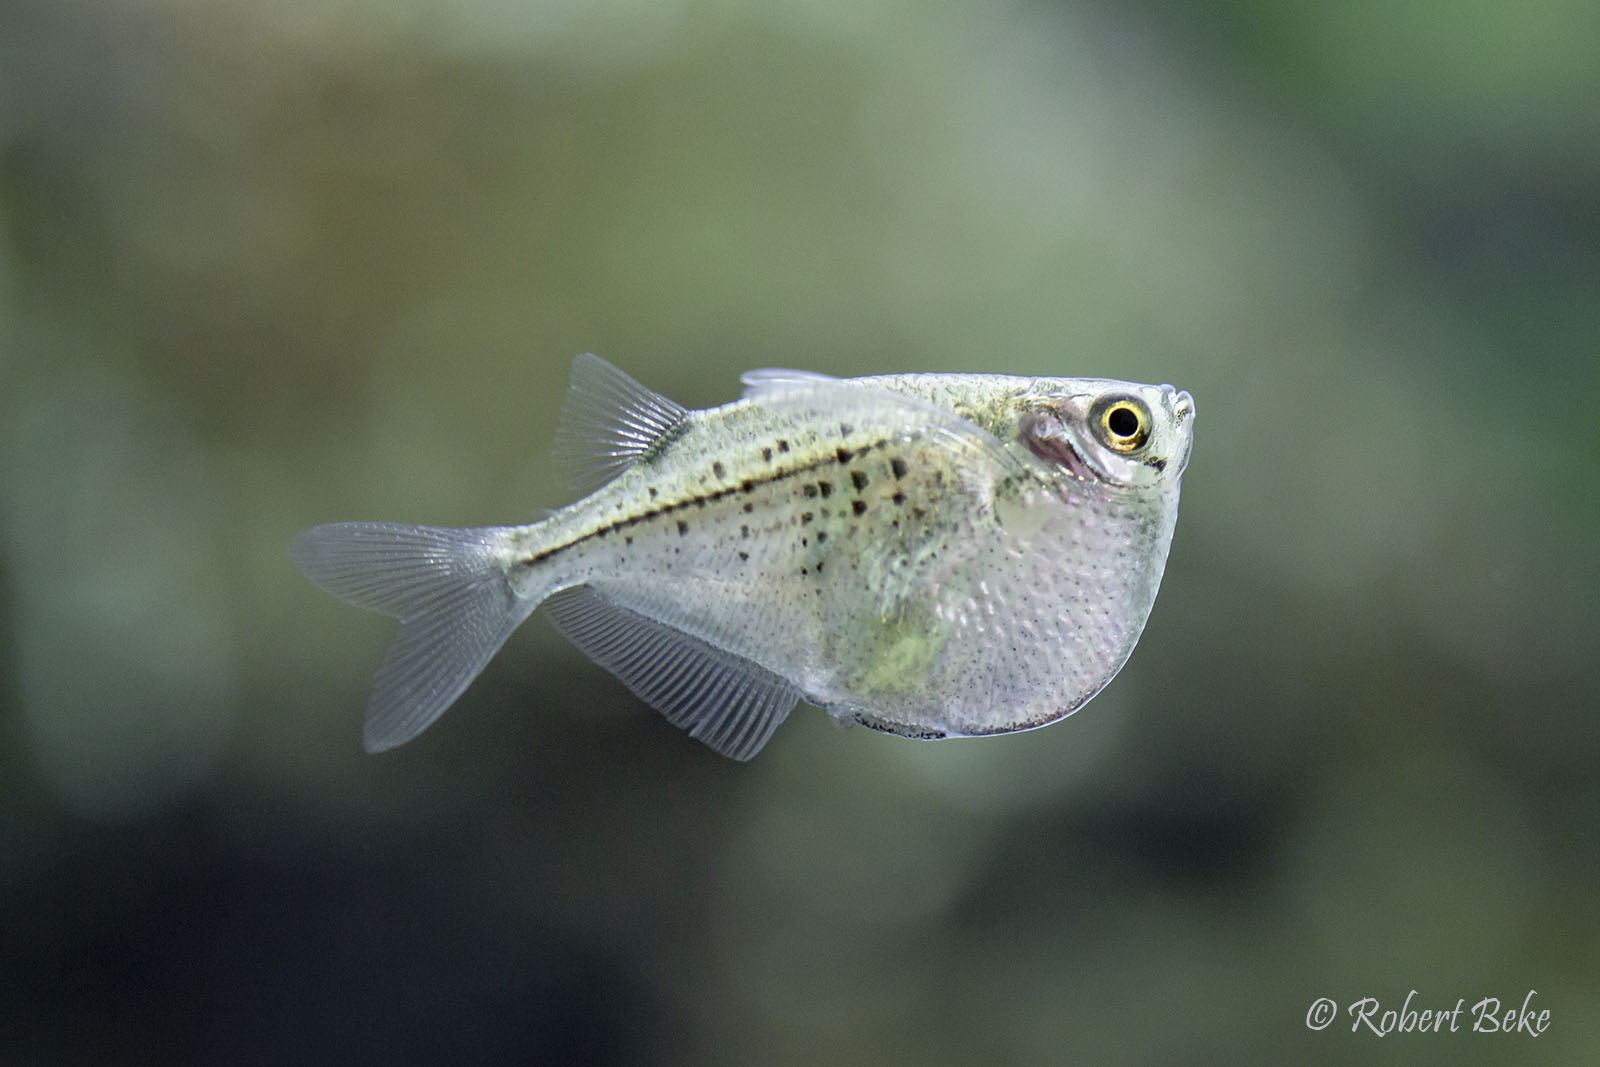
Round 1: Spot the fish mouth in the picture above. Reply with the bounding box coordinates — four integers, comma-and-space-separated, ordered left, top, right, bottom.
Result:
1170, 387, 1195, 427
1168, 387, 1195, 475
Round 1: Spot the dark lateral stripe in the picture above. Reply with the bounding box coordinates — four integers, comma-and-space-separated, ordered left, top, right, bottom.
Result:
522, 437, 892, 566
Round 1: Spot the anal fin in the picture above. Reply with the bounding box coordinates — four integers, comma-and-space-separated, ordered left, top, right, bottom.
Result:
543, 586, 799, 761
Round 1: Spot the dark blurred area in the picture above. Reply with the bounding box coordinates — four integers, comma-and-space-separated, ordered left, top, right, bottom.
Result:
2, 1, 1596, 1063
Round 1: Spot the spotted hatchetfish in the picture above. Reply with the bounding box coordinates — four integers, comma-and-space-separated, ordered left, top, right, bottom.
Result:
290, 354, 1194, 760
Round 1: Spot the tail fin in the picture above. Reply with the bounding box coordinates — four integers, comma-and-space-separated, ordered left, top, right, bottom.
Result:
289, 522, 538, 752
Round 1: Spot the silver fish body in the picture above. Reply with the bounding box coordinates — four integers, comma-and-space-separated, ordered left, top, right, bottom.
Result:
291, 355, 1194, 760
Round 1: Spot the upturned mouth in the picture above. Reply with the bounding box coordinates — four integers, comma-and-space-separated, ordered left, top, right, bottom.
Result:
1171, 388, 1194, 423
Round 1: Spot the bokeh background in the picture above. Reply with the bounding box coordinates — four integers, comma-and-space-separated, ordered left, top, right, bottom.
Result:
3, 0, 1597, 1063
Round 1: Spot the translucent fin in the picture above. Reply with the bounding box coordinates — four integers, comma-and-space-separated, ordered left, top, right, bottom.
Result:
543, 586, 799, 761
739, 367, 840, 398
289, 522, 538, 752
553, 353, 689, 496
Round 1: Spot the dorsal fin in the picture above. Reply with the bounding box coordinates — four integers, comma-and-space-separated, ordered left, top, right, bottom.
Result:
739, 367, 840, 398
553, 353, 689, 496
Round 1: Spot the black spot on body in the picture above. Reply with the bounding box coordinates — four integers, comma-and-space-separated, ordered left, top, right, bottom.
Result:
762, 447, 773, 463
524, 431, 931, 570
816, 531, 827, 544
851, 499, 867, 516
836, 446, 853, 464
839, 423, 854, 436
892, 491, 906, 506
802, 484, 818, 499
818, 481, 833, 498
713, 461, 726, 479
850, 470, 869, 492
738, 551, 749, 562
801, 512, 814, 525
625, 536, 633, 546
741, 525, 750, 539
891, 457, 908, 479
815, 560, 825, 574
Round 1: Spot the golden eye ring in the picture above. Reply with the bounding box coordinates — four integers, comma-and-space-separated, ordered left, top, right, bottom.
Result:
1091, 394, 1151, 453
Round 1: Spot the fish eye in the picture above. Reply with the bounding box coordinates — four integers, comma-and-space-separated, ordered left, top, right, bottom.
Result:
1091, 395, 1151, 453
1106, 405, 1140, 438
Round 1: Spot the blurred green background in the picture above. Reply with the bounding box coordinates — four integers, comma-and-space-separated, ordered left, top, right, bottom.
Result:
3, 0, 1597, 1063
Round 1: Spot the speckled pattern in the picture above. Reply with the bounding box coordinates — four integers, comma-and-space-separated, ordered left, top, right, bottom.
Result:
505, 365, 1193, 742
293, 359, 1192, 757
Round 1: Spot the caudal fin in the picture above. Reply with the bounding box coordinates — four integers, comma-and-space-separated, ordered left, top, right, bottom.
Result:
289, 522, 536, 751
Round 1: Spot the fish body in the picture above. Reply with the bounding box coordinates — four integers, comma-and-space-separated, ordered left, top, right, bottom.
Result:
291, 355, 1194, 760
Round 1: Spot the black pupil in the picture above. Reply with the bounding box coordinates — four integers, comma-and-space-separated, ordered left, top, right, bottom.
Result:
1107, 405, 1140, 438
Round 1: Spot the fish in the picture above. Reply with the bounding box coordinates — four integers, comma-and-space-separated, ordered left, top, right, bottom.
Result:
290, 354, 1194, 760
